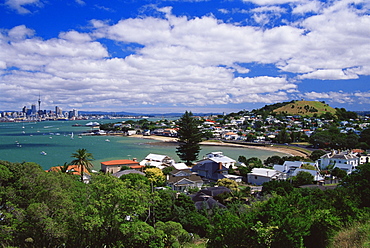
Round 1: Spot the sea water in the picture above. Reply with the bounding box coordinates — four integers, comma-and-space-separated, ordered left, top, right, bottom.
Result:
0, 119, 285, 170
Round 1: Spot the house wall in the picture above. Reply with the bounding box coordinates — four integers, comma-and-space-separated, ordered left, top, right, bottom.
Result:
101, 165, 121, 174
360, 155, 370, 164
247, 174, 272, 185
318, 157, 359, 170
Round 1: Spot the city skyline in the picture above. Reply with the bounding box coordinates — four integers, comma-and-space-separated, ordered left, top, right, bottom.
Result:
1, 0, 370, 114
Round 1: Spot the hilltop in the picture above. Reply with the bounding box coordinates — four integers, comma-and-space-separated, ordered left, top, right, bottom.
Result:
272, 100, 336, 117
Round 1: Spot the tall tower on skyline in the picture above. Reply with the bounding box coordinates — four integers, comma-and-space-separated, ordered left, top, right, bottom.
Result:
38, 93, 41, 113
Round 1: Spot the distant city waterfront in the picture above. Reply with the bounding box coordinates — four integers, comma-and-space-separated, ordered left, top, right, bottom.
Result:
0, 119, 285, 170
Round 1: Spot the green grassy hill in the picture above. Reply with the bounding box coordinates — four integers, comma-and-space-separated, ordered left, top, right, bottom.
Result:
272, 100, 336, 117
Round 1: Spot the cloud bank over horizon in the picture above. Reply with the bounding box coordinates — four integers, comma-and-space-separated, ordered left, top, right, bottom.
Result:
1, 0, 370, 113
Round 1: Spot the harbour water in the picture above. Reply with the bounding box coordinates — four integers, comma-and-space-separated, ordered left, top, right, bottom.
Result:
0, 119, 285, 170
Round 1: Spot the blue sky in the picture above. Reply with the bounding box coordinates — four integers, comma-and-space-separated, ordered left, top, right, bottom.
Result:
1, 0, 370, 114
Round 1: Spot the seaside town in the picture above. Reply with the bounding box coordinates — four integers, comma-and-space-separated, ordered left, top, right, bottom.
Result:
2, 100, 370, 247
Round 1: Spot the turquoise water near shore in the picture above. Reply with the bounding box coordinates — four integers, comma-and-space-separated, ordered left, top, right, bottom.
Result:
0, 119, 285, 170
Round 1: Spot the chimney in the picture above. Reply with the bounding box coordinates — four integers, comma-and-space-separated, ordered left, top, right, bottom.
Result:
219, 162, 223, 173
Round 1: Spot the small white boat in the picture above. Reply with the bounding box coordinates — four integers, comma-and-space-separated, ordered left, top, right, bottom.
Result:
40, 151, 47, 155
105, 139, 110, 142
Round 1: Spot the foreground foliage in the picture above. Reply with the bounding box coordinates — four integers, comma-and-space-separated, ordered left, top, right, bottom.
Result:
1, 160, 370, 247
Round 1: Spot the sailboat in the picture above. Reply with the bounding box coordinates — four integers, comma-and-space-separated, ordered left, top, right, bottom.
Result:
71, 132, 74, 139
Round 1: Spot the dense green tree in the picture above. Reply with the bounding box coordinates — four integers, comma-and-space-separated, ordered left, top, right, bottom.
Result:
309, 149, 327, 161
331, 167, 347, 179
208, 210, 248, 247
264, 155, 285, 166
276, 128, 291, 143
291, 171, 314, 187
309, 126, 358, 149
247, 157, 263, 167
70, 148, 94, 182
80, 174, 151, 247
335, 107, 358, 120
0, 161, 82, 247
341, 163, 370, 208
119, 221, 165, 247
345, 132, 359, 149
176, 111, 203, 166
0, 163, 13, 186
238, 156, 263, 173
262, 180, 294, 196
152, 190, 177, 223
359, 128, 370, 147
120, 173, 149, 186
357, 141, 370, 150
161, 166, 174, 175
238, 155, 248, 164
155, 221, 191, 246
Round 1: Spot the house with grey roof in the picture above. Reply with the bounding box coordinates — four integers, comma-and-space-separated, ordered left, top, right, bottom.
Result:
247, 168, 286, 185
139, 153, 174, 169
318, 150, 359, 174
166, 169, 203, 192
204, 152, 236, 168
191, 186, 231, 210
112, 169, 145, 178
191, 159, 228, 182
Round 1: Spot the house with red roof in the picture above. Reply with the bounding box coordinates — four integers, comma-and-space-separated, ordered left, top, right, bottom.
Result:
48, 164, 91, 183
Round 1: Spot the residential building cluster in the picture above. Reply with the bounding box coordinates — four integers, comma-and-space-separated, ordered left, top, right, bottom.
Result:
93, 148, 370, 191
115, 112, 370, 148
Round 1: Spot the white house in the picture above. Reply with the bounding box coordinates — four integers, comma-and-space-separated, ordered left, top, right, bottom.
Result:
126, 130, 137, 136
203, 152, 236, 169
222, 132, 239, 140
359, 154, 370, 165
274, 161, 323, 182
317, 150, 359, 173
247, 168, 286, 185
139, 153, 174, 169
274, 161, 319, 175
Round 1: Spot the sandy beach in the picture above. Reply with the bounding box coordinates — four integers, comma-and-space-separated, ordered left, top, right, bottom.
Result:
130, 134, 310, 157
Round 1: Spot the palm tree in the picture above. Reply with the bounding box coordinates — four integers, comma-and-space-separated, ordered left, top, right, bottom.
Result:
71, 148, 94, 182
59, 162, 72, 174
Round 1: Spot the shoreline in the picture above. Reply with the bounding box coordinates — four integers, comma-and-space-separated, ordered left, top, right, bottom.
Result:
130, 135, 310, 157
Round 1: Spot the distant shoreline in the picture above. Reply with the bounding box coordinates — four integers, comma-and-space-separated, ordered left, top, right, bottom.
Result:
129, 134, 309, 157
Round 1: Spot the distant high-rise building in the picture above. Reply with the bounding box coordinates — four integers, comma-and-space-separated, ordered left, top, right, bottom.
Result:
31, 104, 37, 115
68, 109, 78, 119
55, 106, 62, 116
